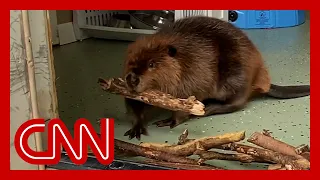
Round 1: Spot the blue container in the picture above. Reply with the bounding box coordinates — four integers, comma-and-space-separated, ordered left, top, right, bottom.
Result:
229, 10, 306, 29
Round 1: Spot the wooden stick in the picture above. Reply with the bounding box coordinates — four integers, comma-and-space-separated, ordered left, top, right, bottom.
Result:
268, 164, 296, 170
262, 129, 273, 137
194, 149, 268, 163
114, 139, 220, 167
140, 131, 246, 156
215, 142, 256, 151
176, 131, 256, 155
98, 77, 205, 115
268, 164, 283, 170
176, 129, 266, 163
218, 138, 309, 170
301, 152, 310, 161
248, 132, 311, 170
216, 142, 310, 170
295, 144, 310, 155
234, 142, 310, 170
143, 159, 223, 170
247, 132, 303, 159
178, 129, 196, 145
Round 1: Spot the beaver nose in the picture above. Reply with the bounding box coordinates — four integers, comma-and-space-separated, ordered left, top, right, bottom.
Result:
125, 72, 140, 88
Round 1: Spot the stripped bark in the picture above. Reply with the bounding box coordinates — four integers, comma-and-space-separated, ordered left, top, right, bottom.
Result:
140, 131, 246, 156
98, 77, 205, 115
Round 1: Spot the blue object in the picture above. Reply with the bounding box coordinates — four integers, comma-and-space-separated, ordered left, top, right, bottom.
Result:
229, 10, 306, 29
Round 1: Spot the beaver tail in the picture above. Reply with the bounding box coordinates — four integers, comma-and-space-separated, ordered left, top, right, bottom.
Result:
267, 84, 310, 99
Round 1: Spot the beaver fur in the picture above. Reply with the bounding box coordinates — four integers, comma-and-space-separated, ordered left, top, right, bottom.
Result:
122, 16, 310, 140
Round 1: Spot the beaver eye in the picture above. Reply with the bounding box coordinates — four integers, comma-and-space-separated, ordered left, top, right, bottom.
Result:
148, 62, 155, 68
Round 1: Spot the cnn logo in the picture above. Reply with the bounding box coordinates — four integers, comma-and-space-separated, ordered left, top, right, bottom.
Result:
14, 118, 114, 165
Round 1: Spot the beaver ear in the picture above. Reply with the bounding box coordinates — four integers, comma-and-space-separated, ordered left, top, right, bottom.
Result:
167, 45, 177, 57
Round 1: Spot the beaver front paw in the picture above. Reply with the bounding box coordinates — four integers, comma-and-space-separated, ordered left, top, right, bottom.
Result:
124, 124, 148, 140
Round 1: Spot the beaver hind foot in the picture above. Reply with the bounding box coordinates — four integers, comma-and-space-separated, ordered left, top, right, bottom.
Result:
124, 123, 148, 140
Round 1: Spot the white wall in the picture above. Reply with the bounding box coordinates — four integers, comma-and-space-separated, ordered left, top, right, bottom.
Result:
10, 10, 58, 170
10, 10, 38, 170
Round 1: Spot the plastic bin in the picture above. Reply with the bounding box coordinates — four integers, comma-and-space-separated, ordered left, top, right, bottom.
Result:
228, 10, 306, 29
73, 10, 229, 41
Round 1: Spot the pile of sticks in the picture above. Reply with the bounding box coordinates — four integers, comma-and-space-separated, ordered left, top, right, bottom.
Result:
97, 77, 310, 170
113, 129, 310, 170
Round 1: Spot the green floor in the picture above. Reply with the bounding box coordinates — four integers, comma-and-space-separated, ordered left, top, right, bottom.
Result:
53, 18, 310, 170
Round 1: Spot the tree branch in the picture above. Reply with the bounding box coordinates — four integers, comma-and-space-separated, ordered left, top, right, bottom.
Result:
98, 77, 205, 115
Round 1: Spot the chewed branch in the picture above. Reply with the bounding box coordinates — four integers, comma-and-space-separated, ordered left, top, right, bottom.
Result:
98, 77, 205, 115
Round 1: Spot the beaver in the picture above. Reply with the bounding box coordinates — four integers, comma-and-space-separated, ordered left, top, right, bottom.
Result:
122, 16, 310, 140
